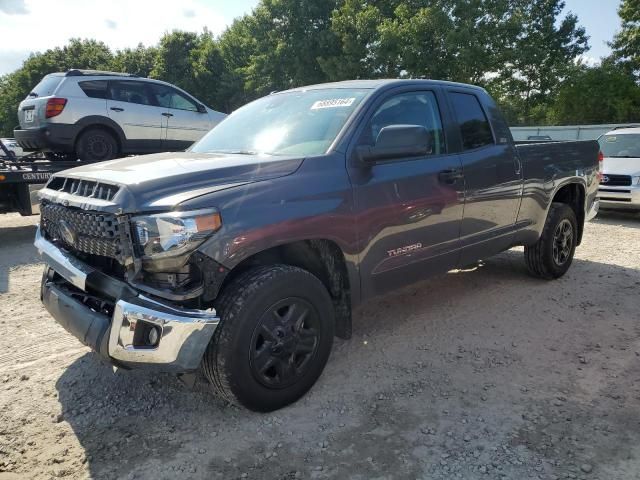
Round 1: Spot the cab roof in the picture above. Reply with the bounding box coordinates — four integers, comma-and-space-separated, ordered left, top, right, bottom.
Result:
283, 79, 487, 94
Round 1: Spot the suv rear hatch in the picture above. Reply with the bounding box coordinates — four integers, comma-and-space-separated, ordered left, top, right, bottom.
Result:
17, 74, 65, 129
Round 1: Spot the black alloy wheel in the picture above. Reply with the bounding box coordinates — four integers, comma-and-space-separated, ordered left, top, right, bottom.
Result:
249, 297, 320, 389
552, 218, 574, 266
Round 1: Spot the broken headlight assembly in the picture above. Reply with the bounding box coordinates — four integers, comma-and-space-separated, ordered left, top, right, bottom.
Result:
132, 209, 222, 272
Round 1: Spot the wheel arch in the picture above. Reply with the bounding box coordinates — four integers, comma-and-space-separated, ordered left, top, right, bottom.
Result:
217, 239, 353, 340
73, 116, 126, 154
550, 181, 586, 245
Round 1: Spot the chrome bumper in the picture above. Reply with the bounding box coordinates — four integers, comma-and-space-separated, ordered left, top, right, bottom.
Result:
109, 296, 218, 369
35, 227, 219, 371
598, 184, 640, 210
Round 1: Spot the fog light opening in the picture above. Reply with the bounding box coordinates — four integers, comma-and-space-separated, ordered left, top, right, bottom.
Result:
147, 326, 160, 346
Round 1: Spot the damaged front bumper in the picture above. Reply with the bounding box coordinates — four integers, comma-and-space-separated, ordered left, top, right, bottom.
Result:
35, 227, 219, 372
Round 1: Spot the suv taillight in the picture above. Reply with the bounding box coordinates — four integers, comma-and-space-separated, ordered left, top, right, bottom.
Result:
597, 150, 604, 179
45, 98, 67, 118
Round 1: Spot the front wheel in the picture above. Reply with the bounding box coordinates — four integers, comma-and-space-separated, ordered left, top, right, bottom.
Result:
525, 203, 578, 279
202, 265, 335, 412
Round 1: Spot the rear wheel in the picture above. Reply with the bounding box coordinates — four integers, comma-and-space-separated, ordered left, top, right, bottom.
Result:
202, 265, 335, 412
75, 128, 118, 162
525, 203, 578, 279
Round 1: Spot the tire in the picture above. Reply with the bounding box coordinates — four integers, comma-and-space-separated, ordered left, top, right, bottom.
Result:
202, 265, 335, 412
525, 203, 578, 279
75, 128, 118, 162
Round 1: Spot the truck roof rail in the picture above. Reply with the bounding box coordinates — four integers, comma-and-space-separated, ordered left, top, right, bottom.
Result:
65, 69, 139, 78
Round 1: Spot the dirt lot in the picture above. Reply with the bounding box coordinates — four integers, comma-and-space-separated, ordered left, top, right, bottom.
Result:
1, 211, 639, 480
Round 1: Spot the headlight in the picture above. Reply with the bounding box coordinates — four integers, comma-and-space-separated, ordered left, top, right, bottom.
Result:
132, 209, 222, 259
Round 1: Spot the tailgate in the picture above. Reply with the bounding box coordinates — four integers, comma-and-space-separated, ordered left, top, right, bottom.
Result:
18, 97, 49, 129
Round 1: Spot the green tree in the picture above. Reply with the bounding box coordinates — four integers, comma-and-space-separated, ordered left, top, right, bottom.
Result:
150, 30, 226, 111
217, 0, 340, 108
150, 31, 202, 94
548, 61, 640, 124
111, 44, 158, 77
217, 15, 262, 111
610, 0, 640, 77
488, 0, 589, 126
320, 0, 522, 83
320, 0, 588, 126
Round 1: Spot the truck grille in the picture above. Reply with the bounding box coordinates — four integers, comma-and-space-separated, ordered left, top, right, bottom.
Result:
46, 176, 120, 201
600, 174, 631, 187
41, 203, 123, 260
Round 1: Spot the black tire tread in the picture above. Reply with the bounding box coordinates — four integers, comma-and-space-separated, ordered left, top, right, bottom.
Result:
524, 203, 577, 280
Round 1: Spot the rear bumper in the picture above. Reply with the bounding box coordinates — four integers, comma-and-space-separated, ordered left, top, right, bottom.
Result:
36, 228, 219, 372
14, 124, 80, 152
598, 184, 640, 210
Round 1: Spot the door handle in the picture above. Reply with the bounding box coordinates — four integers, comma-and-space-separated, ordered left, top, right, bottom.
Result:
162, 112, 173, 117
110, 107, 124, 112
438, 168, 464, 184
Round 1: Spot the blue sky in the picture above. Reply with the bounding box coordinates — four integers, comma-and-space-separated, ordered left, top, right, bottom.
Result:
564, 0, 621, 61
0, 0, 623, 75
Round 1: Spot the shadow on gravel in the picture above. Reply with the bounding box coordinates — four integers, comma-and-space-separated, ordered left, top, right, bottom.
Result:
0, 224, 38, 246
594, 210, 640, 229
54, 248, 640, 480
0, 223, 38, 293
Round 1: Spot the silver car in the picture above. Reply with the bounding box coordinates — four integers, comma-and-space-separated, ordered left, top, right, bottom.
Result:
14, 70, 226, 162
597, 127, 640, 210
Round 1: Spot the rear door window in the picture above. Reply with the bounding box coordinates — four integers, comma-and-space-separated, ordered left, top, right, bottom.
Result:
28, 75, 63, 98
108, 81, 154, 106
450, 92, 494, 151
79, 80, 108, 99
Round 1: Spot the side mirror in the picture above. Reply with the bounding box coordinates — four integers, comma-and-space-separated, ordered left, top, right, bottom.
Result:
197, 104, 207, 114
357, 125, 431, 162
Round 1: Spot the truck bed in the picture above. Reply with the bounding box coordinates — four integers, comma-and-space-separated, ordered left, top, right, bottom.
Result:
515, 140, 599, 174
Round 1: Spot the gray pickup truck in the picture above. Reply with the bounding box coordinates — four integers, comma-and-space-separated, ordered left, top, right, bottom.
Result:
35, 80, 600, 411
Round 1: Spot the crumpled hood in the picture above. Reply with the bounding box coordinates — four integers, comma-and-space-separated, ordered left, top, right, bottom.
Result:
41, 151, 304, 213
602, 157, 640, 177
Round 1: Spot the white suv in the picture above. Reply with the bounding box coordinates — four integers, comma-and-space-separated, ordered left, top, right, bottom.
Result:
14, 70, 226, 162
597, 127, 640, 211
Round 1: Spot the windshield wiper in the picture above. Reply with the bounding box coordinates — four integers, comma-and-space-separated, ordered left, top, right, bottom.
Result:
27, 92, 38, 98
207, 149, 262, 155
227, 150, 260, 155
607, 155, 639, 158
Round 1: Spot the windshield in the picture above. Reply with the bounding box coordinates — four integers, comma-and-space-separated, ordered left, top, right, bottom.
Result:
28, 75, 63, 98
191, 88, 371, 156
599, 134, 640, 158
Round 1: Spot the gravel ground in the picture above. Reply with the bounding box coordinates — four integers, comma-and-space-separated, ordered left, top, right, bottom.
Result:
1, 211, 639, 480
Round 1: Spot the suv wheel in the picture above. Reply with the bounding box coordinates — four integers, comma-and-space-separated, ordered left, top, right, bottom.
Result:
202, 265, 335, 412
525, 203, 578, 279
75, 128, 118, 162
